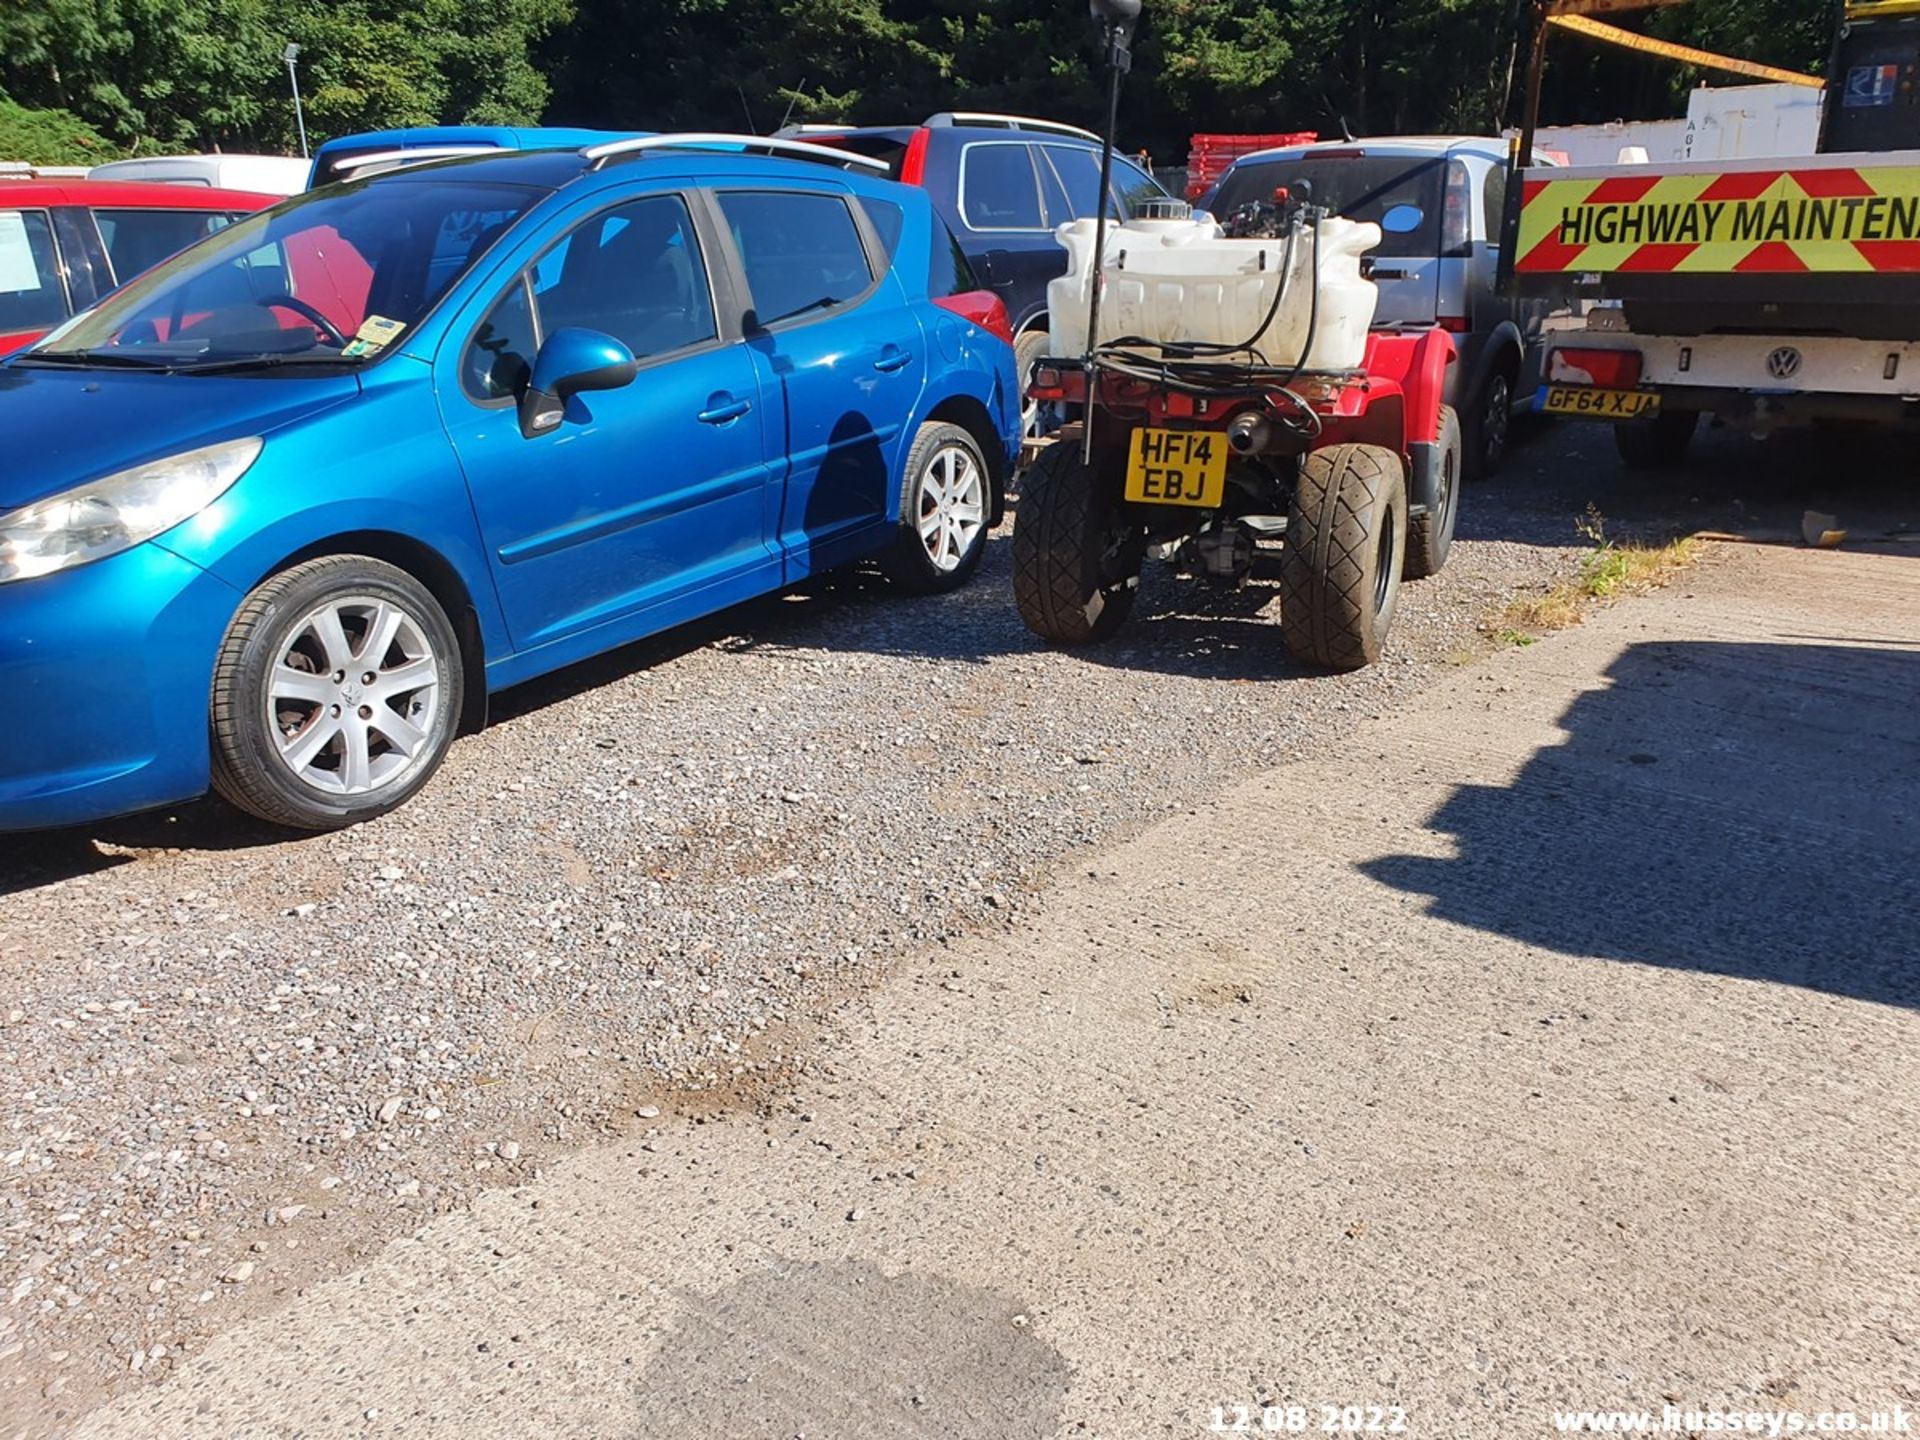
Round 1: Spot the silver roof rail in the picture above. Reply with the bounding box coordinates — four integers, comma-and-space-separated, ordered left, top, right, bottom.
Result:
923, 112, 1100, 141
580, 132, 889, 174
770, 123, 853, 138
326, 145, 506, 175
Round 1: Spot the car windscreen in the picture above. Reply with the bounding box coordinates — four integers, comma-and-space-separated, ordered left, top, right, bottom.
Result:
1210, 154, 1444, 259
28, 178, 537, 372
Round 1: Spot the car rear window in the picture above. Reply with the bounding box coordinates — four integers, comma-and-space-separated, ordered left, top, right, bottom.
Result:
718, 191, 873, 327
960, 142, 1044, 230
1210, 154, 1444, 258
93, 208, 236, 284
817, 134, 909, 178
0, 209, 68, 333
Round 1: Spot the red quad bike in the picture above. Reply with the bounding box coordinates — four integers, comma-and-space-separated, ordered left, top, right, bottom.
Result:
1013, 326, 1460, 672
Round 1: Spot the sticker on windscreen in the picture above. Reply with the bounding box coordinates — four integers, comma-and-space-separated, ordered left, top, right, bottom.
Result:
342, 314, 406, 357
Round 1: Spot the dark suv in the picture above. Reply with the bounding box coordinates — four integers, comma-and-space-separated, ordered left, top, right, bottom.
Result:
788, 113, 1171, 431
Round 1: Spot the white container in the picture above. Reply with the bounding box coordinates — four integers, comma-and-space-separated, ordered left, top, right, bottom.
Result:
1046, 213, 1382, 372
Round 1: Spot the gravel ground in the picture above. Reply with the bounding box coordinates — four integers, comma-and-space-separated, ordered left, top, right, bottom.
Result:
1, 419, 1703, 1434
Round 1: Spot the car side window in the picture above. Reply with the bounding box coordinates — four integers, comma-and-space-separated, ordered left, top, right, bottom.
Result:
0, 209, 69, 333
462, 276, 537, 402
960, 142, 1044, 230
863, 197, 904, 260
1040, 144, 1113, 222
532, 195, 716, 359
1109, 157, 1164, 217
92, 209, 231, 286
717, 190, 872, 327
929, 218, 981, 297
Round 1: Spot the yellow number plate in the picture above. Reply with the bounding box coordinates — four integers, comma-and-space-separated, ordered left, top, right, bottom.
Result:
1539, 385, 1661, 419
1124, 427, 1229, 507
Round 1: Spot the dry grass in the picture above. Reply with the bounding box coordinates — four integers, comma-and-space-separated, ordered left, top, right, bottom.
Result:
1494, 507, 1700, 642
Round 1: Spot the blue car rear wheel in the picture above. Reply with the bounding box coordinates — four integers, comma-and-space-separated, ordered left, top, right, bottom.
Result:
210, 556, 464, 830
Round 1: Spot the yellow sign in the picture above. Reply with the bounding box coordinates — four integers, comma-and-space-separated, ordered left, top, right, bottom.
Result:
1516, 165, 1920, 273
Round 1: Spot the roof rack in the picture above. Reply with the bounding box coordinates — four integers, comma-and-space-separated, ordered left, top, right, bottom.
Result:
328, 145, 507, 175
580, 132, 889, 174
923, 112, 1100, 141
769, 124, 853, 138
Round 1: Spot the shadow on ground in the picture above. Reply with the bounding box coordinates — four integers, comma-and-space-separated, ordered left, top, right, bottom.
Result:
1365, 638, 1920, 1009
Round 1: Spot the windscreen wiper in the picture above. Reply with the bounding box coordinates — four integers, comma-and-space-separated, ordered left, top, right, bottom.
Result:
168, 352, 371, 377
12, 349, 185, 371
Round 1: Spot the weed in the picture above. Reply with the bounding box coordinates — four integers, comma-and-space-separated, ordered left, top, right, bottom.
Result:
1490, 507, 1699, 641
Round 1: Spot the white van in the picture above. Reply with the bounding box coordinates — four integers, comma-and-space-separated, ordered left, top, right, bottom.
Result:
87, 154, 308, 196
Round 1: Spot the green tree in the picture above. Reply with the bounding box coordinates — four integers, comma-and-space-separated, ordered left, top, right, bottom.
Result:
0, 0, 573, 155
0, 96, 121, 165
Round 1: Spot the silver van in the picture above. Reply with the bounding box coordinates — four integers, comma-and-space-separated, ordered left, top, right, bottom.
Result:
1206, 137, 1552, 477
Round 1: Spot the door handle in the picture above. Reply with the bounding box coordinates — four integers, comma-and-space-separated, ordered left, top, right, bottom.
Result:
698, 393, 751, 425
873, 347, 912, 374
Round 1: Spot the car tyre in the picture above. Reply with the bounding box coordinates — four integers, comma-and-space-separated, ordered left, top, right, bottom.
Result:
1614, 409, 1697, 470
1281, 443, 1407, 672
210, 556, 464, 831
1012, 436, 1139, 644
880, 421, 992, 595
1462, 368, 1513, 480
1404, 404, 1461, 581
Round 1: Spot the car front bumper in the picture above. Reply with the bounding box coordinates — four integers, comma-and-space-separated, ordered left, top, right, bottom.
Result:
0, 543, 240, 832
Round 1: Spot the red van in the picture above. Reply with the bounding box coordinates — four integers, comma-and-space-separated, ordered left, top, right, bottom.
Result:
0, 179, 278, 356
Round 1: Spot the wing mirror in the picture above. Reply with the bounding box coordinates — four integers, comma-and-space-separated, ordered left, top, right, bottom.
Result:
519, 328, 638, 438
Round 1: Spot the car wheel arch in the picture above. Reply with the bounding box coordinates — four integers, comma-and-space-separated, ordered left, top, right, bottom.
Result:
924, 393, 1008, 527
253, 530, 490, 734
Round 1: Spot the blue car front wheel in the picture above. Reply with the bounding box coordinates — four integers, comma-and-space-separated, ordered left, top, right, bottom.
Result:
210, 556, 464, 831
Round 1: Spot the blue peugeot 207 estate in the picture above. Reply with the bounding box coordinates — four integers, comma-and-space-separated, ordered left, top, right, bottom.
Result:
0, 134, 1018, 832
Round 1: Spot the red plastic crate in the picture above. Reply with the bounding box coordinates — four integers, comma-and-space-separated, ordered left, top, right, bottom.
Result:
1186, 131, 1319, 200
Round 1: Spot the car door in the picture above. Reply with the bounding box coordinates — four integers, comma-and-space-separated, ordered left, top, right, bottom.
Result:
437, 191, 779, 653
711, 185, 926, 579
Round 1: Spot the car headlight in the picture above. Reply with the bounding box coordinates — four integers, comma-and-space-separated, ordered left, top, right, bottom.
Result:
0, 437, 262, 585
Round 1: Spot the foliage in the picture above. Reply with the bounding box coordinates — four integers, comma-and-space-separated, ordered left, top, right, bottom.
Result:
0, 0, 572, 155
0, 0, 1842, 162
0, 96, 120, 165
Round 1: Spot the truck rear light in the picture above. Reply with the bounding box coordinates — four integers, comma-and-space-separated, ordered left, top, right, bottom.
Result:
1029, 365, 1065, 398
1437, 315, 1470, 333
933, 290, 1015, 346
1549, 347, 1643, 389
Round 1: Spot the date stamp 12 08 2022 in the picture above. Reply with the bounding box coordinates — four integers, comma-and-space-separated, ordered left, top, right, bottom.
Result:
1207, 1402, 1411, 1434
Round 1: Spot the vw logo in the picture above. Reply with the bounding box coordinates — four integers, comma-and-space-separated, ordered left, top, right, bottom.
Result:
1766, 346, 1803, 380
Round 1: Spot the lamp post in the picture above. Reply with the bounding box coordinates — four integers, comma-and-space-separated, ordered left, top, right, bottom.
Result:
284, 43, 309, 159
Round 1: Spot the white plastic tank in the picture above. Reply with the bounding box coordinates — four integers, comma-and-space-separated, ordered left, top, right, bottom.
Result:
1046, 213, 1382, 372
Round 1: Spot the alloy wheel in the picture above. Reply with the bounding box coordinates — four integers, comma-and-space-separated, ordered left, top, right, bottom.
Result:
916, 443, 987, 573
266, 595, 443, 796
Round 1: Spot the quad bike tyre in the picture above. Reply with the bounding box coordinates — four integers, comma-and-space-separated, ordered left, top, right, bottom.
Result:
1281, 443, 1408, 672
1012, 438, 1138, 644
1404, 404, 1461, 581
